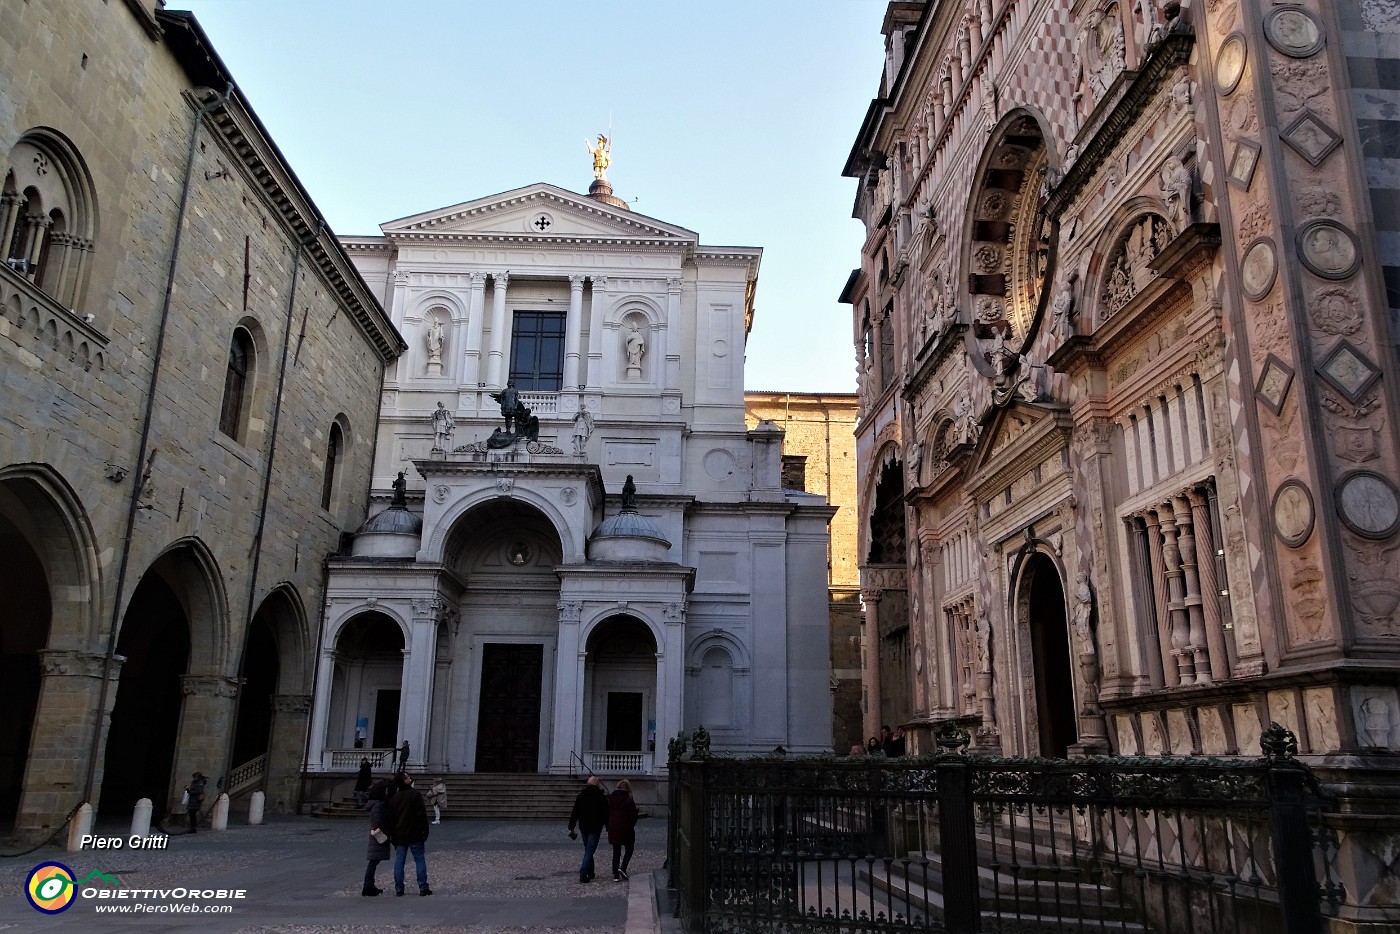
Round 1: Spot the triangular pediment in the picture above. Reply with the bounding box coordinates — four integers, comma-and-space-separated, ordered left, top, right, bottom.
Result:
379, 183, 697, 243
967, 400, 1073, 494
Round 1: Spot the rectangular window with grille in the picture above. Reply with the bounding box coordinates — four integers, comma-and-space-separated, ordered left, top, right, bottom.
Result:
508, 310, 565, 391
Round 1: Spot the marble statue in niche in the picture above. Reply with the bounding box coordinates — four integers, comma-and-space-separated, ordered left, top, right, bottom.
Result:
624, 323, 646, 378
425, 317, 445, 376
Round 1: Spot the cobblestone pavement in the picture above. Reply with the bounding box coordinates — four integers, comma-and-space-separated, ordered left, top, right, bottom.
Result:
0, 816, 666, 933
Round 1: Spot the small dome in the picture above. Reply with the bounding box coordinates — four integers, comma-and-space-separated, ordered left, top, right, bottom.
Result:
593, 510, 669, 544
352, 505, 423, 558
588, 178, 630, 211
358, 505, 422, 536
589, 509, 671, 562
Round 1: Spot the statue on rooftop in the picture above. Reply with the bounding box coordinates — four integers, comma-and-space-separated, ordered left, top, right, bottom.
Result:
586, 134, 611, 181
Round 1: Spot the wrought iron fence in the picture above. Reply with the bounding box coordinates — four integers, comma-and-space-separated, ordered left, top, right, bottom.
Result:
667, 724, 1342, 934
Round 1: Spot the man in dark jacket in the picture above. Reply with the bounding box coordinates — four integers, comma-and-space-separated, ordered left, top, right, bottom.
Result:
185, 772, 207, 833
384, 772, 431, 896
566, 776, 610, 883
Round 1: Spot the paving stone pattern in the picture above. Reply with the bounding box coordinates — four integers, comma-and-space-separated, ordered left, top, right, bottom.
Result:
0, 818, 665, 933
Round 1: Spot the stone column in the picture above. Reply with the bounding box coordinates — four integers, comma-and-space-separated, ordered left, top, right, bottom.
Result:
664, 277, 682, 391
48, 232, 75, 304
1157, 505, 1195, 685
398, 605, 438, 767
264, 694, 310, 813
306, 647, 337, 771
860, 588, 883, 740
563, 274, 585, 390
585, 276, 608, 391
1172, 495, 1212, 685
915, 535, 940, 717
463, 271, 487, 387
1187, 487, 1231, 682
548, 602, 583, 773
1143, 510, 1178, 687
172, 674, 240, 814
15, 650, 121, 839
0, 192, 21, 251
485, 271, 510, 390
656, 603, 686, 773
23, 215, 50, 278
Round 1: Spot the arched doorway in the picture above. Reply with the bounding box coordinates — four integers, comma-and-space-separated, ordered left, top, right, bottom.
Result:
446, 498, 563, 773
101, 567, 192, 817
326, 613, 405, 756
584, 616, 658, 772
1020, 553, 1077, 757
0, 499, 49, 824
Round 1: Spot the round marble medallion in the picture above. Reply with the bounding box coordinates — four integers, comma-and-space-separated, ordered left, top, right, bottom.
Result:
1272, 480, 1315, 548
1298, 221, 1361, 280
1265, 7, 1324, 58
1215, 34, 1248, 95
703, 448, 737, 482
1337, 471, 1400, 539
1241, 238, 1278, 300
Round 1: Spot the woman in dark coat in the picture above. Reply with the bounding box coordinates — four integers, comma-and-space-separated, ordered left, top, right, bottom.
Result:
362, 780, 391, 896
606, 778, 640, 881
354, 758, 373, 808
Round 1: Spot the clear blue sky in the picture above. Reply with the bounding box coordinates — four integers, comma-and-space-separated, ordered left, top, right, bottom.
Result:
176, 1, 887, 393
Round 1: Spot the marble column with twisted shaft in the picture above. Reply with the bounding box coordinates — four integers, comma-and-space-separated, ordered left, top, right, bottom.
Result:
1187, 487, 1231, 682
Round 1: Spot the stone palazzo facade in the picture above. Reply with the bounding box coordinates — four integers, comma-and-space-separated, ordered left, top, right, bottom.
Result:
0, 2, 402, 838
843, 0, 1400, 923
307, 181, 834, 776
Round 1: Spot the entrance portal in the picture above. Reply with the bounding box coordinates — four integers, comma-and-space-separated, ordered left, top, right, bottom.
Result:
475, 643, 543, 772
1024, 554, 1076, 757
102, 572, 191, 817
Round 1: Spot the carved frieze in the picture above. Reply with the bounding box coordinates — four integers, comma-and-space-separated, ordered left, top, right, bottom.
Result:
1321, 391, 1383, 464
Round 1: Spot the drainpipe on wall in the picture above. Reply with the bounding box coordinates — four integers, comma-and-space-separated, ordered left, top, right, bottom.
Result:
221, 222, 316, 790
83, 84, 234, 807
298, 342, 388, 811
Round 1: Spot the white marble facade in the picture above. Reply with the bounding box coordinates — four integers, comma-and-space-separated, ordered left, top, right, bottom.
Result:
308, 183, 834, 773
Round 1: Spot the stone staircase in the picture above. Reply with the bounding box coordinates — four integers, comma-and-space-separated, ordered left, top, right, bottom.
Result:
312, 772, 587, 821
860, 816, 1148, 932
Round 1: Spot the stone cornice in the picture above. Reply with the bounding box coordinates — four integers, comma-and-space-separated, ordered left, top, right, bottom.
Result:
151, 18, 407, 364
384, 187, 695, 241
413, 458, 606, 503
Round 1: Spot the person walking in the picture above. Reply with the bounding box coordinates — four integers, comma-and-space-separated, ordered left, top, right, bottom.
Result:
566, 775, 610, 883
384, 772, 432, 896
354, 758, 373, 808
184, 772, 208, 833
429, 778, 447, 824
606, 778, 639, 882
362, 780, 391, 896
397, 740, 411, 772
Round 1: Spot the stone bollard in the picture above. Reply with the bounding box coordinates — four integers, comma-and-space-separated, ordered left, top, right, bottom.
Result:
66, 803, 93, 853
248, 791, 265, 825
211, 793, 230, 831
130, 798, 153, 839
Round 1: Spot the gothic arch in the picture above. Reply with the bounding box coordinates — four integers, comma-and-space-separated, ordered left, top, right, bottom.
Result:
0, 463, 103, 649
3, 127, 99, 307
129, 536, 231, 675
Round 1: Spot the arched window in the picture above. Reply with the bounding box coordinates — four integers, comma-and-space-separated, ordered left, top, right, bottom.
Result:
2, 132, 97, 308
219, 329, 254, 440
321, 422, 343, 511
